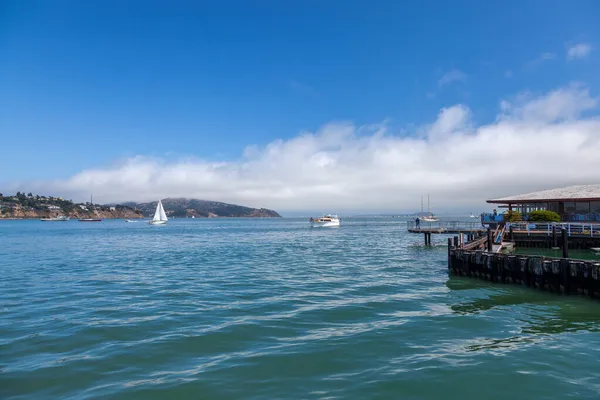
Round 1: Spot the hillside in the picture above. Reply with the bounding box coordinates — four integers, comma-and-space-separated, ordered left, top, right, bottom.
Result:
133, 198, 281, 218
0, 193, 143, 219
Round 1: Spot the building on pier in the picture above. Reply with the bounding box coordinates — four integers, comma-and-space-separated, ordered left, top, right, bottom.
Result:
485, 184, 600, 223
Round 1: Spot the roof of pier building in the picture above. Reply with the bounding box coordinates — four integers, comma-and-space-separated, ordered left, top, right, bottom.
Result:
487, 184, 600, 204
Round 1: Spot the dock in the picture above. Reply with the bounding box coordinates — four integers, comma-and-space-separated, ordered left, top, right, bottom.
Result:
448, 222, 600, 300
406, 220, 486, 246
407, 220, 484, 234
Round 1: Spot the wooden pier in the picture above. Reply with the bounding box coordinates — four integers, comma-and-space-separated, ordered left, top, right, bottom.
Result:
448, 223, 600, 300
448, 248, 600, 298
407, 220, 486, 246
407, 220, 485, 234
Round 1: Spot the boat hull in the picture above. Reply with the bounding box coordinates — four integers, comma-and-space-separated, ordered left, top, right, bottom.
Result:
310, 220, 340, 228
79, 219, 102, 222
148, 220, 167, 225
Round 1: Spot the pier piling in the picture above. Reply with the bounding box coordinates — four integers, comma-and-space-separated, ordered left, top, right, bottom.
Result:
448, 248, 600, 299
423, 232, 432, 246
562, 228, 569, 258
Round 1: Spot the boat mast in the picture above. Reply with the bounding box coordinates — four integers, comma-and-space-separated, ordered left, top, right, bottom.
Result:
91, 194, 99, 216
427, 194, 430, 216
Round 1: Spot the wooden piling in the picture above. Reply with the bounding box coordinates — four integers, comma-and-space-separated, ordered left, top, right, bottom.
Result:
448, 248, 600, 300
562, 228, 568, 258
424, 232, 432, 246
486, 227, 493, 252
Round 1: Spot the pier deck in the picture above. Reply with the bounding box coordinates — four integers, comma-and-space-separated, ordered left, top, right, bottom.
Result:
406, 221, 484, 234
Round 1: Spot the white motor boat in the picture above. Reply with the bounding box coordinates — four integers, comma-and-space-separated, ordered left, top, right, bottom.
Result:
310, 214, 340, 227
148, 200, 168, 225
40, 215, 70, 221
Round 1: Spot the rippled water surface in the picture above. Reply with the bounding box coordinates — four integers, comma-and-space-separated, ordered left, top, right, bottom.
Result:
2, 218, 600, 399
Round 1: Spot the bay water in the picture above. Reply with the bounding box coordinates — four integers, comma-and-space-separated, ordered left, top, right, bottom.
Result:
2, 218, 600, 399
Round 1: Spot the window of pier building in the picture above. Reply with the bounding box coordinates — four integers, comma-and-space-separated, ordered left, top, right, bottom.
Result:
591, 201, 600, 214
564, 202, 577, 213
575, 201, 590, 214
547, 202, 559, 213
521, 203, 547, 214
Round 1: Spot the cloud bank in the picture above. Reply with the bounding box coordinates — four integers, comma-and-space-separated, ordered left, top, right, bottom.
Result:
6, 84, 600, 214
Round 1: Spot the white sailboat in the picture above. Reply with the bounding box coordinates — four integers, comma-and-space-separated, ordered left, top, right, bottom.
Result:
420, 194, 439, 222
148, 200, 168, 225
79, 194, 102, 222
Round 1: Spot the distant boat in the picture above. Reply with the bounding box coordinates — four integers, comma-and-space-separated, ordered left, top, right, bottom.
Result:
420, 195, 439, 222
125, 219, 137, 223
148, 200, 168, 225
40, 215, 70, 221
469, 212, 477, 218
79, 194, 102, 222
310, 214, 341, 228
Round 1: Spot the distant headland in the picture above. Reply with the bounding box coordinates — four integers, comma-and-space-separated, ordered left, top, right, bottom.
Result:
128, 198, 281, 218
0, 192, 281, 219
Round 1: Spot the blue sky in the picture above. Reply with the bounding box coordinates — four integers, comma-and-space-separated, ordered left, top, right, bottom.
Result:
2, 1, 600, 212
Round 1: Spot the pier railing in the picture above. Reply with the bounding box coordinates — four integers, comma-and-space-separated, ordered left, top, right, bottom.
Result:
509, 222, 600, 237
406, 220, 484, 231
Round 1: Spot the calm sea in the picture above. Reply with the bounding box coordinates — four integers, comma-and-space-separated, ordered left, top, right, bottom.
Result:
2, 218, 600, 399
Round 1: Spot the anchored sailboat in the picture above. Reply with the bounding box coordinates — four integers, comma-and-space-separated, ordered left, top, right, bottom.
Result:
420, 194, 438, 222
79, 194, 102, 222
148, 200, 168, 225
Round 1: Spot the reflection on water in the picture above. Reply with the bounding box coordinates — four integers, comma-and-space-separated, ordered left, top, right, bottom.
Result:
447, 276, 600, 336
445, 335, 548, 355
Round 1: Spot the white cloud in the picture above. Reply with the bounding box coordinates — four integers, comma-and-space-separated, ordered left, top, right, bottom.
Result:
438, 69, 468, 87
567, 43, 592, 60
427, 105, 471, 139
498, 84, 597, 122
5, 84, 600, 215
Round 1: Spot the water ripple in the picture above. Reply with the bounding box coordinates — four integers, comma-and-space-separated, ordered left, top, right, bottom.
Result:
2, 218, 600, 399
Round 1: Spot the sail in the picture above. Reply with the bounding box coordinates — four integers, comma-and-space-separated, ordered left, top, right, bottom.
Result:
158, 200, 168, 221
153, 201, 162, 221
